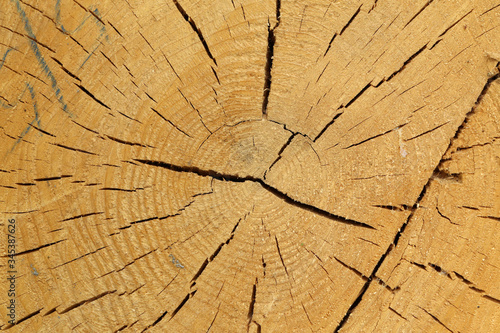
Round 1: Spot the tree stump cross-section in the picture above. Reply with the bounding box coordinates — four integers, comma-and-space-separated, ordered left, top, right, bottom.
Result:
1, 0, 500, 332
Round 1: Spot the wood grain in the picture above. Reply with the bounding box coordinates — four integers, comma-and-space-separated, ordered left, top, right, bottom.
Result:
1, 0, 499, 332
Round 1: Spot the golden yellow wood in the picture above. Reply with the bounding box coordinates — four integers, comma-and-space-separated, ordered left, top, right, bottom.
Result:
1, 0, 499, 332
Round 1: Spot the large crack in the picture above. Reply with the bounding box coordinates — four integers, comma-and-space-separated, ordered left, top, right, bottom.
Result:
333, 71, 500, 332
261, 0, 281, 118
134, 159, 374, 229
333, 175, 429, 332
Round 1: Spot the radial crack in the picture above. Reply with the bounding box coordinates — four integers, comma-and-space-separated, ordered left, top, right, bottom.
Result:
172, 0, 217, 65
385, 45, 427, 83
264, 133, 296, 178
59, 290, 116, 314
150, 107, 192, 138
261, 22, 275, 118
323, 33, 337, 56
51, 142, 99, 155
51, 246, 107, 269
275, 236, 288, 275
404, 0, 434, 29
345, 123, 407, 149
9, 309, 41, 327
191, 213, 247, 283
342, 5, 361, 34
169, 290, 197, 321
313, 111, 344, 142
419, 307, 454, 333
75, 83, 111, 110
134, 159, 375, 229
106, 134, 154, 148
261, 0, 281, 118
247, 278, 258, 331
207, 305, 220, 332
333, 256, 368, 280
177, 88, 212, 133
2, 239, 66, 257
333, 69, 500, 333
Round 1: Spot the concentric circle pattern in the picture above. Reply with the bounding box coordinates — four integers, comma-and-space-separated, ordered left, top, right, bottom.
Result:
1, 0, 500, 332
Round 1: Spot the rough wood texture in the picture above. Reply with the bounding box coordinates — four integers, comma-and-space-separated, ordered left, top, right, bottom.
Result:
1, 0, 499, 332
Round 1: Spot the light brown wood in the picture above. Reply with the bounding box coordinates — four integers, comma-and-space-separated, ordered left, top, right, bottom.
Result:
0, 0, 499, 332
